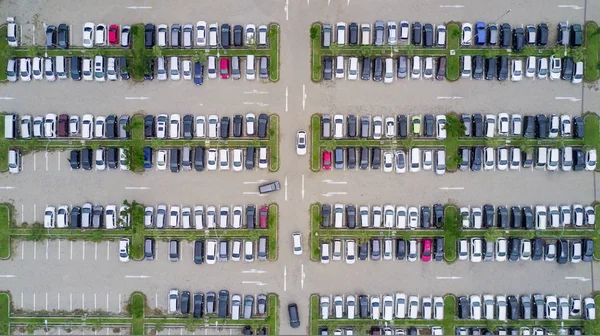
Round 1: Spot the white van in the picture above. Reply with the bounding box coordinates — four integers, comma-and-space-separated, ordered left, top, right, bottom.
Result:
207, 56, 217, 79
246, 55, 256, 80
360, 24, 371, 45
206, 239, 217, 264
55, 56, 68, 79
435, 150, 446, 175
409, 148, 421, 172
334, 204, 343, 228
348, 57, 358, 80
384, 58, 394, 84
335, 56, 344, 79
168, 290, 179, 313
4, 114, 16, 139
209, 23, 218, 48
169, 56, 180, 80
536, 147, 547, 169
258, 147, 268, 169
461, 55, 472, 78
411, 56, 421, 79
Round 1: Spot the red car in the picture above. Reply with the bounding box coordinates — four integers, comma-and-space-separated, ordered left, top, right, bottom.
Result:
322, 151, 332, 170
108, 25, 119, 45
421, 239, 432, 262
259, 206, 268, 229
220, 58, 230, 79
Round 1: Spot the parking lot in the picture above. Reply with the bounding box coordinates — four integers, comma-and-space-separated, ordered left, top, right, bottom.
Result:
1, 0, 600, 334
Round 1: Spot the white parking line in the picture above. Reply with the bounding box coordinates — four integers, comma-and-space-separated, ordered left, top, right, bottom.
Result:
107, 241, 110, 260
82, 293, 85, 310
45, 240, 49, 260
20, 292, 23, 308
284, 176, 288, 201
302, 84, 306, 111
21, 241, 24, 260
33, 241, 37, 260
58, 151, 61, 171
95, 242, 98, 260
119, 294, 122, 313
33, 292, 36, 310
45, 153, 48, 171
106, 293, 109, 310
94, 293, 97, 310
285, 86, 288, 112
70, 293, 72, 310
33, 204, 36, 222
70, 241, 73, 260
21, 204, 24, 223
33, 153, 36, 171
45, 292, 48, 310
82, 241, 85, 260
155, 293, 158, 309
58, 240, 61, 260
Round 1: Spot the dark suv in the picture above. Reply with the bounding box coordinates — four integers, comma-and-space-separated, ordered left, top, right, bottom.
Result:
144, 24, 155, 48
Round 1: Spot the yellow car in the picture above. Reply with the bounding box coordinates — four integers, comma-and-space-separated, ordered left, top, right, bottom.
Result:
412, 116, 422, 135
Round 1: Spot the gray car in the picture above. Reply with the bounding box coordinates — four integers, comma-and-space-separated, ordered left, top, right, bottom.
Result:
374, 21, 384, 46
259, 56, 268, 79
257, 294, 267, 315
243, 295, 254, 319
92, 205, 104, 228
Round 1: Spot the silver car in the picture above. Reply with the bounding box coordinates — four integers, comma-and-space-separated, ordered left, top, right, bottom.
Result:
374, 21, 384, 46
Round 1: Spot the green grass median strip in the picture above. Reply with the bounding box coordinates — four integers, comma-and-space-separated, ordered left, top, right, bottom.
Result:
0, 292, 9, 336
310, 23, 323, 82
268, 114, 280, 172
0, 26, 10, 81
446, 23, 461, 81
268, 204, 279, 261
130, 292, 145, 335
268, 24, 280, 82
584, 22, 600, 82
0, 205, 12, 259
310, 204, 321, 261
443, 206, 459, 262
311, 114, 322, 172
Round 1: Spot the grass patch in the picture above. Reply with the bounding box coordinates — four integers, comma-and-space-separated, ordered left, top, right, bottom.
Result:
129, 292, 145, 335
311, 114, 322, 172
268, 24, 280, 82
310, 295, 320, 335
0, 292, 9, 336
129, 202, 145, 260
268, 204, 279, 261
584, 113, 599, 154
0, 205, 12, 259
131, 24, 148, 81
0, 115, 7, 172
265, 294, 279, 335
446, 23, 461, 81
584, 22, 600, 82
311, 23, 323, 82
268, 114, 280, 172
0, 26, 9, 81
443, 205, 460, 262
442, 295, 457, 334
310, 204, 321, 261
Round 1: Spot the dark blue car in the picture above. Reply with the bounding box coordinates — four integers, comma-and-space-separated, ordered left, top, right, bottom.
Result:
194, 61, 203, 85
475, 22, 486, 46
143, 146, 153, 169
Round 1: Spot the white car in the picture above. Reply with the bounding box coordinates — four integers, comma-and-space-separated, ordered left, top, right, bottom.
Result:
32, 56, 43, 80
232, 206, 242, 228
6, 17, 18, 47
547, 148, 559, 171
320, 296, 330, 319
372, 206, 382, 228
245, 24, 256, 45
497, 147, 508, 171
385, 117, 395, 138
182, 59, 192, 80
206, 55, 216, 79
520, 239, 532, 260
208, 23, 218, 48
511, 114, 522, 135
460, 207, 470, 228
549, 56, 561, 80
395, 150, 406, 173
546, 295, 558, 320
348, 57, 358, 80
206, 239, 217, 264
93, 55, 105, 82
470, 295, 482, 320
106, 57, 117, 81
345, 240, 355, 264
19, 58, 31, 81
69, 115, 79, 136
383, 205, 395, 227
347, 295, 356, 319
232, 149, 243, 172
436, 115, 446, 140
435, 150, 446, 175
585, 297, 596, 320
537, 57, 548, 79
561, 114, 572, 137
335, 56, 344, 79
371, 296, 381, 320
169, 114, 180, 139
422, 296, 432, 320
407, 296, 419, 318
470, 238, 482, 262
157, 150, 167, 170
395, 293, 406, 319
525, 56, 536, 78
387, 21, 397, 45
292, 232, 302, 255
483, 295, 495, 320
409, 148, 420, 172
207, 149, 218, 171
511, 59, 523, 81
195, 116, 206, 138
411, 56, 421, 79
496, 238, 507, 262
44, 113, 57, 138
422, 150, 433, 171
246, 113, 256, 136
573, 61, 583, 84
461, 23, 473, 45
296, 131, 307, 155
82, 58, 93, 81
208, 115, 218, 138
44, 206, 56, 228
56, 205, 69, 228
585, 205, 595, 225
169, 56, 180, 80
458, 239, 468, 260
408, 207, 418, 229
558, 297, 569, 320
484, 147, 495, 171
82, 22, 95, 48
383, 295, 394, 321
400, 21, 409, 40
336, 22, 346, 45
383, 152, 393, 173
119, 238, 130, 262
586, 149, 597, 171
44, 58, 55, 81
105, 205, 117, 229
259, 147, 268, 169
497, 113, 509, 135
95, 23, 107, 46
194, 206, 204, 229
423, 57, 433, 79
157, 24, 168, 47
196, 21, 207, 46
219, 148, 229, 170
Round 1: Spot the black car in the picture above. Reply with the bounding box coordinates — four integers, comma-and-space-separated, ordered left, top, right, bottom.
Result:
573, 116, 584, 139
583, 239, 594, 262
513, 27, 524, 51
497, 206, 508, 228
183, 114, 194, 140
194, 61, 203, 85
561, 57, 574, 80
220, 116, 230, 138
321, 204, 331, 227
171, 24, 181, 47
536, 114, 548, 139
471, 146, 483, 171
421, 206, 431, 228
573, 148, 586, 171
359, 242, 368, 261
288, 303, 300, 328
233, 25, 243, 47
397, 115, 408, 138
193, 293, 204, 318
347, 115, 357, 138
356, 57, 369, 80
483, 204, 494, 228
396, 239, 406, 260
507, 296, 519, 320
119, 56, 130, 80
106, 115, 117, 139
58, 24, 69, 49
194, 147, 204, 171
180, 291, 191, 314
570, 24, 582, 47
557, 239, 569, 264
349, 23, 358, 45
458, 296, 469, 319
373, 57, 383, 81
522, 115, 535, 138
334, 147, 344, 169
69, 150, 80, 169
510, 206, 521, 228
423, 23, 433, 47
220, 24, 231, 48
497, 56, 508, 81
424, 114, 434, 137
433, 204, 444, 228
472, 113, 483, 137
472, 55, 484, 80
346, 205, 356, 229
359, 147, 369, 169
346, 147, 356, 169
46, 25, 57, 48
412, 22, 422, 45
81, 148, 93, 170
508, 238, 520, 261
70, 206, 81, 228
434, 237, 444, 261
257, 113, 269, 138
537, 23, 548, 45
233, 115, 243, 137
206, 292, 216, 314
323, 56, 333, 80
531, 238, 544, 261
359, 295, 369, 318
143, 115, 155, 138
144, 24, 155, 49
522, 207, 534, 229
371, 148, 381, 169
169, 148, 180, 173
485, 57, 496, 80
194, 240, 204, 264
218, 290, 229, 318
107, 147, 118, 169
500, 23, 511, 47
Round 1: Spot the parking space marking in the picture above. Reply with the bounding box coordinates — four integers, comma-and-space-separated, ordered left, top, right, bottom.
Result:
33, 204, 36, 222
94, 293, 97, 310
285, 86, 288, 112
20, 204, 24, 223
57, 293, 60, 310
58, 240, 61, 260
33, 241, 37, 260
45, 292, 48, 311
70, 241, 73, 260
155, 293, 158, 309
82, 293, 85, 309
20, 292, 23, 308
106, 293, 109, 311
45, 152, 48, 171
95, 242, 98, 260
284, 176, 288, 201
45, 240, 49, 260
33, 292, 36, 310
33, 153, 36, 171
107, 241, 110, 260
58, 151, 61, 171
302, 84, 307, 111
20, 241, 24, 260
83, 241, 86, 260
70, 293, 72, 310
119, 294, 122, 313
302, 174, 305, 200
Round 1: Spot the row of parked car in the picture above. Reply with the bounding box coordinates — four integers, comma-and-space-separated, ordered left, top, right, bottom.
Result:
43, 204, 129, 229
141, 146, 269, 172
159, 237, 269, 263
5, 113, 129, 139
457, 237, 593, 263
144, 113, 269, 139
167, 290, 268, 319
320, 203, 444, 229
319, 293, 444, 320
455, 326, 583, 336
320, 237, 444, 264
323, 56, 448, 81
322, 21, 583, 49
459, 204, 595, 229
142, 204, 269, 230
320, 113, 585, 140
456, 294, 594, 321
